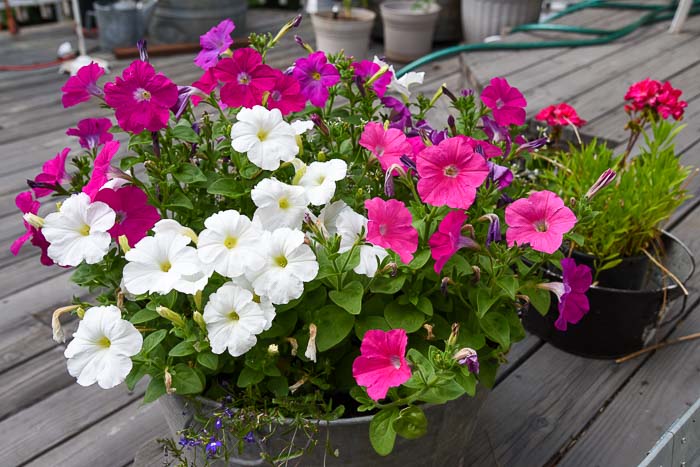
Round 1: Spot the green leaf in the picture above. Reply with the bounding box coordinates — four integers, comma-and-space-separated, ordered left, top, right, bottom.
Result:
415, 296, 433, 316
523, 286, 551, 316
171, 363, 204, 395
260, 310, 297, 338
207, 177, 246, 198
197, 352, 219, 371
476, 288, 499, 318
266, 376, 289, 397
166, 191, 193, 210
408, 250, 431, 270
125, 364, 146, 391
567, 232, 585, 246
171, 125, 200, 143
237, 366, 265, 388
369, 407, 399, 456
143, 376, 166, 403
129, 308, 160, 324
315, 305, 355, 352
497, 276, 519, 300
173, 164, 207, 184
419, 379, 465, 403
169, 341, 196, 357
355, 315, 390, 339
369, 274, 406, 294
454, 368, 477, 396
480, 313, 510, 348
142, 329, 167, 355
120, 156, 141, 171
392, 406, 428, 440
329, 281, 364, 315
384, 300, 425, 333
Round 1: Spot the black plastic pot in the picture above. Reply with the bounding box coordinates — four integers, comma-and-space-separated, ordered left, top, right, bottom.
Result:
523, 231, 695, 359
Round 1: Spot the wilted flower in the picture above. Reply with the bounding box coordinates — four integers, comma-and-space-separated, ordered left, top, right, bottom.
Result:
454, 347, 479, 374
585, 169, 616, 199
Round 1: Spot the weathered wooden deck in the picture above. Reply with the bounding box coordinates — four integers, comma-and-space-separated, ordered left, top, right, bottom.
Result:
1, 5, 700, 466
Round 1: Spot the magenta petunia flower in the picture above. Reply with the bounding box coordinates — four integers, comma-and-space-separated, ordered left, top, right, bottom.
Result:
480, 77, 527, 127
213, 48, 276, 109
104, 60, 178, 134
535, 102, 587, 127
359, 122, 413, 171
292, 51, 340, 107
83, 140, 120, 200
365, 197, 418, 264
66, 118, 114, 150
10, 192, 52, 265
428, 210, 478, 274
416, 136, 490, 210
94, 186, 160, 246
31, 147, 70, 198
266, 70, 306, 115
381, 96, 412, 129
352, 329, 412, 401
540, 258, 592, 331
463, 136, 502, 158
505, 190, 577, 254
194, 19, 235, 70
351, 60, 391, 97
191, 68, 219, 107
61, 62, 105, 108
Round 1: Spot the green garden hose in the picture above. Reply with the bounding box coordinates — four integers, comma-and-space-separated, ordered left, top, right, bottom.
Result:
396, 0, 700, 77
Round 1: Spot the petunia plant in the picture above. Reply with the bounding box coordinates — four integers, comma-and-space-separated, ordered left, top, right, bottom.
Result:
12, 16, 596, 463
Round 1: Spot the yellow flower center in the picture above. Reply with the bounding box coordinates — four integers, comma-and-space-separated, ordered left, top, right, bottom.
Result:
312, 71, 321, 81
275, 255, 288, 268
161, 261, 172, 272
278, 197, 290, 209
228, 310, 240, 321
224, 236, 238, 249
443, 165, 459, 178
97, 336, 111, 348
78, 224, 91, 236
534, 220, 548, 232
316, 176, 326, 185
257, 129, 269, 141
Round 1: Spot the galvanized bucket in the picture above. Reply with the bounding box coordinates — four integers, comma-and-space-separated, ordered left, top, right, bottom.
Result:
94, 0, 156, 51
148, 0, 248, 44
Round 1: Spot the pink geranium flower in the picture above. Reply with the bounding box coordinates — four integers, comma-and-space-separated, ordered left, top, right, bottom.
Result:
104, 60, 178, 133
540, 258, 592, 331
83, 141, 120, 200
535, 103, 587, 127
352, 329, 412, 401
352, 60, 391, 98
194, 19, 235, 70
66, 118, 114, 150
10, 192, 52, 265
428, 210, 478, 274
61, 62, 105, 108
266, 70, 306, 115
656, 81, 687, 120
505, 190, 577, 254
365, 197, 418, 264
213, 48, 276, 109
480, 77, 527, 126
359, 122, 413, 171
94, 186, 160, 246
31, 148, 70, 198
416, 136, 489, 210
624, 78, 687, 120
624, 78, 661, 111
292, 51, 340, 107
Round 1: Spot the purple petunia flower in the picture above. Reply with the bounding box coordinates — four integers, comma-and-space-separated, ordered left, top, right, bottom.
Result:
292, 51, 340, 107
539, 258, 592, 331
351, 60, 391, 97
454, 347, 479, 374
381, 96, 412, 129
66, 118, 113, 150
487, 161, 513, 190
61, 62, 105, 108
482, 213, 502, 247
482, 116, 512, 158
194, 19, 235, 70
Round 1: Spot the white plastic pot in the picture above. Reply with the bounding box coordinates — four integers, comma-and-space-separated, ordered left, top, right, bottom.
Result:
460, 0, 543, 43
380, 2, 441, 62
311, 8, 376, 59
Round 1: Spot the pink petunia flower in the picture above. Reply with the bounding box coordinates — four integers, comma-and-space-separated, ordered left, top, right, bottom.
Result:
94, 186, 160, 246
416, 136, 490, 210
539, 258, 592, 331
10, 192, 52, 265
292, 51, 340, 108
61, 62, 105, 108
191, 68, 219, 107
505, 190, 577, 254
352, 60, 392, 98
66, 118, 114, 150
194, 19, 235, 70
31, 148, 70, 198
463, 136, 503, 158
104, 60, 179, 134
352, 329, 412, 401
359, 122, 413, 171
428, 210, 478, 274
213, 48, 276, 109
480, 77, 527, 127
266, 70, 306, 115
83, 141, 120, 200
365, 197, 418, 264
535, 103, 587, 127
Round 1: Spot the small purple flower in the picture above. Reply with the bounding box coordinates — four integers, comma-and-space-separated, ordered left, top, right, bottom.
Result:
292, 51, 340, 107
66, 117, 113, 150
585, 168, 616, 200
539, 258, 592, 331
195, 19, 235, 70
454, 348, 479, 374
291, 14, 303, 28
382, 96, 412, 129
223, 407, 234, 418
482, 213, 502, 246
214, 417, 223, 431
461, 88, 474, 97
487, 161, 513, 190
243, 431, 256, 444
411, 120, 448, 145
516, 136, 548, 155
351, 60, 391, 97
137, 39, 148, 63
179, 435, 190, 447
205, 436, 222, 457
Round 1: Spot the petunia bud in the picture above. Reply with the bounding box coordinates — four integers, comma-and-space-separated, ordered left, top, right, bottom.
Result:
440, 277, 453, 296
23, 213, 45, 229
447, 115, 457, 135
305, 323, 318, 362
194, 290, 203, 312
479, 213, 502, 246
310, 113, 329, 136
461, 88, 474, 97
399, 155, 417, 172
365, 64, 390, 89
472, 265, 481, 283
294, 35, 314, 54
454, 347, 479, 374
193, 311, 206, 332
137, 39, 149, 63
442, 85, 458, 103
585, 168, 617, 200
51, 304, 80, 343
156, 306, 186, 328
118, 235, 131, 254
428, 85, 444, 108
447, 322, 460, 346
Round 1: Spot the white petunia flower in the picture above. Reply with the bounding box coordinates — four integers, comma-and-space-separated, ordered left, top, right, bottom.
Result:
231, 105, 298, 171
229, 275, 276, 330
252, 178, 309, 230
203, 282, 268, 357
197, 210, 264, 278
247, 228, 319, 305
123, 232, 212, 295
298, 159, 348, 206
64, 305, 143, 389
337, 209, 388, 278
291, 120, 314, 135
42, 192, 115, 266
315, 200, 351, 238
373, 57, 424, 99
152, 219, 198, 244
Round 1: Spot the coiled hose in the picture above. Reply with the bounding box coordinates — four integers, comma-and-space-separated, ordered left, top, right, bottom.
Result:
396, 0, 700, 77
